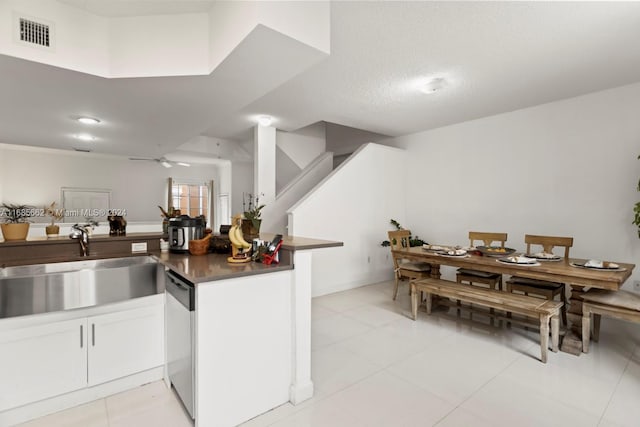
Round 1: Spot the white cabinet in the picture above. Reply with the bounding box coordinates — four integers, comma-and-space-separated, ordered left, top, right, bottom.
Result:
88, 304, 164, 386
0, 319, 87, 411
0, 303, 164, 412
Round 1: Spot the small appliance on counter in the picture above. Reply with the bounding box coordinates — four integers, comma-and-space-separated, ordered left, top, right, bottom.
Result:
168, 215, 206, 253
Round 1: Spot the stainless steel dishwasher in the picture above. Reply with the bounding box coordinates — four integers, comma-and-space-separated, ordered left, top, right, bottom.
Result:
165, 270, 195, 419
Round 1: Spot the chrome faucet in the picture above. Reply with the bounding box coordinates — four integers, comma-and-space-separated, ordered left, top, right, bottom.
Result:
70, 224, 90, 256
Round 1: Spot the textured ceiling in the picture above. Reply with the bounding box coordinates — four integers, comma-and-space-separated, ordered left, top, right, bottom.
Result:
2, 1, 640, 159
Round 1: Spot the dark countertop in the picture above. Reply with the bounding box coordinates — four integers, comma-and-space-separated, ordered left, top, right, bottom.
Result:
0, 232, 341, 250
0, 232, 165, 246
153, 251, 293, 284
153, 235, 342, 284
0, 233, 342, 280
267, 234, 343, 251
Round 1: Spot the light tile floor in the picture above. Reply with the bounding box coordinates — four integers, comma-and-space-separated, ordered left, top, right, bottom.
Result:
18, 280, 640, 427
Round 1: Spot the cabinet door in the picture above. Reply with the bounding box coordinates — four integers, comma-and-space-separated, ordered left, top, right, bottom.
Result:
0, 318, 87, 411
87, 304, 164, 386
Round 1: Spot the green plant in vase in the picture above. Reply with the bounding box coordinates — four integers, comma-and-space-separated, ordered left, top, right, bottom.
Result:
242, 192, 265, 237
1, 203, 36, 241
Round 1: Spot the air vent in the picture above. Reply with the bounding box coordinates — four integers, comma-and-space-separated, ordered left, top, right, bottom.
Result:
73, 148, 92, 153
19, 18, 50, 47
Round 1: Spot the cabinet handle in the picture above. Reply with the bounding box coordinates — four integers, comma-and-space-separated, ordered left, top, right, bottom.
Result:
92, 323, 95, 346
80, 325, 83, 348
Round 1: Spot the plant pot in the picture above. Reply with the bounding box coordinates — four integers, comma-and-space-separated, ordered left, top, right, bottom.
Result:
1, 223, 30, 241
241, 218, 261, 240
46, 224, 60, 237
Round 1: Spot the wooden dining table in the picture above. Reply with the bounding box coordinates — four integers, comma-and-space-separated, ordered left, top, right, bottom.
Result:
392, 246, 635, 353
393, 246, 634, 291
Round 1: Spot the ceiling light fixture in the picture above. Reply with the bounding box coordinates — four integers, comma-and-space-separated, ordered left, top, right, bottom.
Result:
177, 162, 191, 167
161, 161, 173, 168
77, 117, 101, 125
76, 134, 96, 141
420, 77, 448, 94
257, 115, 273, 126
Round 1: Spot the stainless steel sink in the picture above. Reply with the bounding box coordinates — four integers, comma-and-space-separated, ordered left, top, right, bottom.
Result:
0, 256, 160, 319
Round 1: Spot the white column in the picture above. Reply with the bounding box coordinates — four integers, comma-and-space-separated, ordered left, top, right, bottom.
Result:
289, 249, 314, 404
253, 124, 276, 204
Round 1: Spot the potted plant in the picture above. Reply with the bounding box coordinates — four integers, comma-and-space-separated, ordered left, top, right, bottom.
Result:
44, 202, 64, 237
381, 218, 426, 247
242, 192, 265, 239
1, 203, 35, 241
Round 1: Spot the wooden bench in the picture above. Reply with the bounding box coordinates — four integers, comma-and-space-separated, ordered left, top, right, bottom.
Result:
411, 278, 563, 363
581, 289, 640, 353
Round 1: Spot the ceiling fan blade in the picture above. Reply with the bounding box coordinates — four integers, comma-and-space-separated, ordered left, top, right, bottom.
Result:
128, 157, 157, 161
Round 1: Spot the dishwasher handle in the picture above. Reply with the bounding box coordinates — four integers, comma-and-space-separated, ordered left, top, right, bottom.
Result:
166, 270, 195, 311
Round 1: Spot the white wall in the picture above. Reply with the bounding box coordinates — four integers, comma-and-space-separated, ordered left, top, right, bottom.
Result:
0, 144, 222, 226
0, 0, 329, 78
0, 0, 109, 76
390, 82, 640, 289
325, 122, 390, 156
262, 152, 333, 235
288, 143, 405, 296
277, 122, 326, 169
108, 13, 209, 77
231, 161, 254, 219
208, 1, 330, 72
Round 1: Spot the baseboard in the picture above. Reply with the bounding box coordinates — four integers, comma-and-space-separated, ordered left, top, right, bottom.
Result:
312, 271, 394, 297
0, 366, 164, 426
289, 381, 314, 405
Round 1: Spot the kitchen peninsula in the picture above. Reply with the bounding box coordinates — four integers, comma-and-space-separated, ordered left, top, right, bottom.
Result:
0, 233, 342, 427
157, 235, 342, 427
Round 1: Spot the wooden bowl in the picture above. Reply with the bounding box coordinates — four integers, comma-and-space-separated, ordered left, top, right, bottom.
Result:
189, 234, 212, 256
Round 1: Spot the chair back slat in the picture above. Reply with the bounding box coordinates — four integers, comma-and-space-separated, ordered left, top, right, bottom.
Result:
524, 234, 573, 259
388, 230, 412, 251
469, 231, 508, 248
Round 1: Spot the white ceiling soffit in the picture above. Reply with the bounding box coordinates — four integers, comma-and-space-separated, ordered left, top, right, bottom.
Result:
0, 25, 328, 157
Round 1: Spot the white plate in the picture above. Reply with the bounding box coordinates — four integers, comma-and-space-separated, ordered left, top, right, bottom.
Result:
497, 257, 540, 266
525, 253, 562, 262
438, 253, 470, 258
570, 262, 625, 271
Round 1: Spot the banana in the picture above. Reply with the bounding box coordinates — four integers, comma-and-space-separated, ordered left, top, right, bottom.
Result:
228, 225, 242, 247
234, 226, 251, 249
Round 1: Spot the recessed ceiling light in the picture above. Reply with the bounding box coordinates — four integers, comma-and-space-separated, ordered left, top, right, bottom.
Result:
76, 134, 96, 141
420, 77, 448, 94
161, 161, 173, 168
257, 115, 273, 126
177, 162, 191, 167
77, 117, 100, 125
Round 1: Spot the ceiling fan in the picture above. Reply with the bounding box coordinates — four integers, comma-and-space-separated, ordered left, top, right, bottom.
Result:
128, 157, 190, 168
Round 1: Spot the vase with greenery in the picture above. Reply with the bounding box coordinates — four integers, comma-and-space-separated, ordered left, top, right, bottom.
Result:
1, 203, 35, 241
381, 218, 427, 247
44, 201, 64, 237
242, 192, 265, 238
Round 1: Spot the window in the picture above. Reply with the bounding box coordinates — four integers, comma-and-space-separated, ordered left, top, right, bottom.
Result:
170, 180, 210, 219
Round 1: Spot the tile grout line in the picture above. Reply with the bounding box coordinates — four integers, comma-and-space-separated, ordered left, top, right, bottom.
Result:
596, 342, 637, 426
430, 348, 525, 426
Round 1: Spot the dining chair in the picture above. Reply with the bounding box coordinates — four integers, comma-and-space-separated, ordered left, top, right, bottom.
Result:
506, 234, 573, 325
456, 231, 508, 291
388, 230, 431, 300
